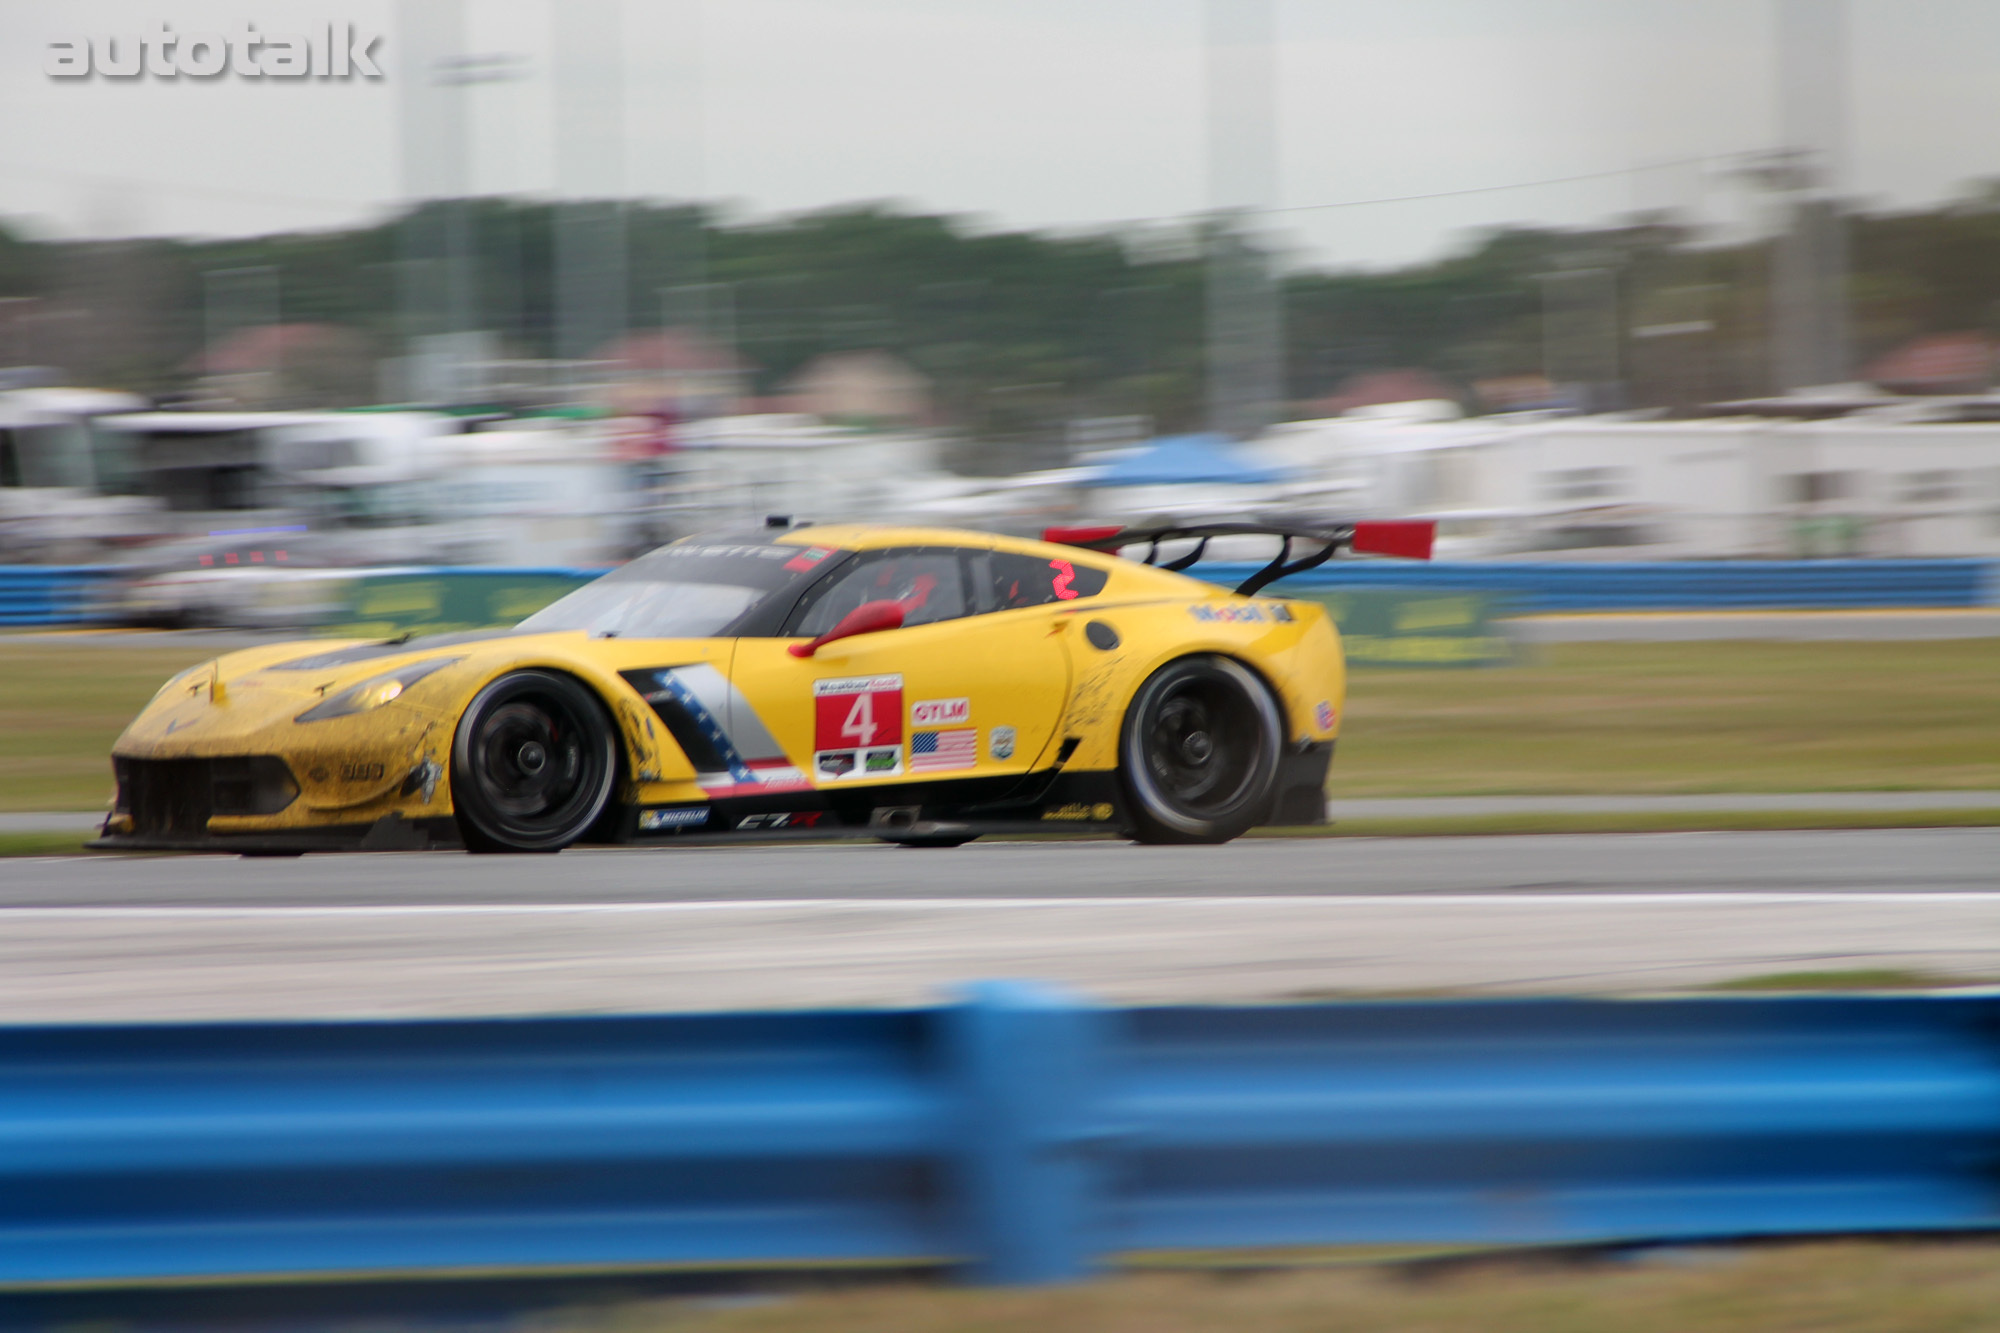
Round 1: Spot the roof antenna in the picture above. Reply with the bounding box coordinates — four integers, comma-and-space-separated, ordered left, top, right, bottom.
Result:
764, 514, 792, 528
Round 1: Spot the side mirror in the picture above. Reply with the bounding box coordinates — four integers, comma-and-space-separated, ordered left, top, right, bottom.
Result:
788, 599, 905, 658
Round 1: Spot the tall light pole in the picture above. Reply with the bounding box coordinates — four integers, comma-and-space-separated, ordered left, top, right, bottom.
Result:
434, 52, 530, 339
1205, 0, 1283, 441
553, 0, 628, 394
395, 0, 468, 399
1770, 0, 1850, 391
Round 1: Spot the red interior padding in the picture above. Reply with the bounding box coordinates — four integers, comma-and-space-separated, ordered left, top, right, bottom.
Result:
1041, 525, 1126, 547
1350, 520, 1436, 560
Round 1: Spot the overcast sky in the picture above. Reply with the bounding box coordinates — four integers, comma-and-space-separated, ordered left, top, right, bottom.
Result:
3, 0, 1998, 270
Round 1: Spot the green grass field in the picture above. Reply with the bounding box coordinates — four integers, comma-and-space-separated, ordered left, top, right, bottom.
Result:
557, 1241, 2000, 1333
1330, 640, 2000, 797
1277, 809, 2000, 838
0, 640, 214, 812
1, 636, 1996, 813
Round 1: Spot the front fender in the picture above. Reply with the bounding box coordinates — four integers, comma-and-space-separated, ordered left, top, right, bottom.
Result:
436, 653, 701, 808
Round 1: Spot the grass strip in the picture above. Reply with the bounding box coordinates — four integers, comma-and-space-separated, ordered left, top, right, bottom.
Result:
6, 810, 1995, 856
1258, 808, 2000, 838
1329, 639, 2000, 797
1, 638, 1995, 812
560, 1239, 2000, 1333
1706, 968, 1997, 992
0, 833, 94, 857
0, 642, 217, 812
1282, 969, 2000, 1003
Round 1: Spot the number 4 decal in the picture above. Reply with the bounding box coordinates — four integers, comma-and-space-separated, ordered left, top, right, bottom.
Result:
812, 675, 904, 781
843, 692, 877, 746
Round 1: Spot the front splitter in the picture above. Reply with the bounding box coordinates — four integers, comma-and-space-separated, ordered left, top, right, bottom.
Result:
89, 814, 463, 855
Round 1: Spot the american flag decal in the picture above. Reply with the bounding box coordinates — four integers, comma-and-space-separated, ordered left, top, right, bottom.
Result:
909, 727, 977, 771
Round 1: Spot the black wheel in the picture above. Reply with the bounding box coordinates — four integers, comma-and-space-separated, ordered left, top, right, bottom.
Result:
1119, 655, 1282, 845
882, 834, 978, 849
450, 670, 617, 853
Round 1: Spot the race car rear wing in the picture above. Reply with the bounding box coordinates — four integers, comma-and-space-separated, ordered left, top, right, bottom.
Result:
1042, 518, 1436, 597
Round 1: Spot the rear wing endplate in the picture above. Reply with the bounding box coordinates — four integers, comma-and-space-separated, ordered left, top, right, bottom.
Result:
1042, 518, 1435, 597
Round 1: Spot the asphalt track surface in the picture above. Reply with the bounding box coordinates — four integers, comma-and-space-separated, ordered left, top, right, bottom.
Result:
3, 828, 1996, 907
5, 830, 1998, 1021
10, 790, 2000, 834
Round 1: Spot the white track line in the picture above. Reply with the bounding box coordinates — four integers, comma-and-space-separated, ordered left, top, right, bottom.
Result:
5, 891, 2000, 920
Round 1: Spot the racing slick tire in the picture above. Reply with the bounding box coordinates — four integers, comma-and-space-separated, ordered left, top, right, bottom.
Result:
1119, 654, 1283, 845
451, 670, 618, 854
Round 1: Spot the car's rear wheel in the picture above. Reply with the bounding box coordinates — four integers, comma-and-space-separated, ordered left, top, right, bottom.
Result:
451, 670, 617, 853
1119, 654, 1282, 845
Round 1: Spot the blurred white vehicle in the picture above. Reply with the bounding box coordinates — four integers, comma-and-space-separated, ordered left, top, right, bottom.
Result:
0, 387, 170, 561
86, 531, 382, 629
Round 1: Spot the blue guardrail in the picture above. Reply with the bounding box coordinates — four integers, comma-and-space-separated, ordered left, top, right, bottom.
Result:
1193, 558, 2000, 612
4, 984, 1999, 1287
3, 559, 1996, 626
0, 566, 117, 626
4, 558, 1998, 628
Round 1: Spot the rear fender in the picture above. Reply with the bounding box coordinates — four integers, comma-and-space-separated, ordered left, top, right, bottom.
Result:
1053, 598, 1343, 773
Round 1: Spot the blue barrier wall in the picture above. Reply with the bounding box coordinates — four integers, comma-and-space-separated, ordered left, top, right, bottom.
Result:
3, 559, 1997, 626
0, 566, 117, 626
4, 985, 1998, 1288
1193, 558, 2000, 612
0, 566, 604, 629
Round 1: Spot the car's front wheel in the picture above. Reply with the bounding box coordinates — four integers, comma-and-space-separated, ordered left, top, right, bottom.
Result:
1119, 654, 1282, 845
451, 670, 617, 853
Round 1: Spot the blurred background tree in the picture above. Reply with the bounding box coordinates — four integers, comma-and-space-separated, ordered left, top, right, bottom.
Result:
8, 183, 2000, 456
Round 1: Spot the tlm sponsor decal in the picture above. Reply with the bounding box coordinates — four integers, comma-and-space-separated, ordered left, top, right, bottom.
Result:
910, 697, 970, 727
44, 23, 384, 79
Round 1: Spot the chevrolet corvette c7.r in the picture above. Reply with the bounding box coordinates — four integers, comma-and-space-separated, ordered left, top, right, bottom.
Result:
95, 518, 1432, 853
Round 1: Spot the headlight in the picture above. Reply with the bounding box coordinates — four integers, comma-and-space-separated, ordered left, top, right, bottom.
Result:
295, 658, 461, 723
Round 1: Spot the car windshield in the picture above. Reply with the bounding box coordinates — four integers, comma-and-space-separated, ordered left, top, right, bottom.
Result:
516, 542, 837, 639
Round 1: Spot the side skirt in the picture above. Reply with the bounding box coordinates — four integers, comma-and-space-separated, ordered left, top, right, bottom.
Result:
617, 769, 1131, 842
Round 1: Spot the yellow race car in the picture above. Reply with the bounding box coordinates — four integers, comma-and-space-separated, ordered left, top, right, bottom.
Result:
95, 518, 1433, 853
